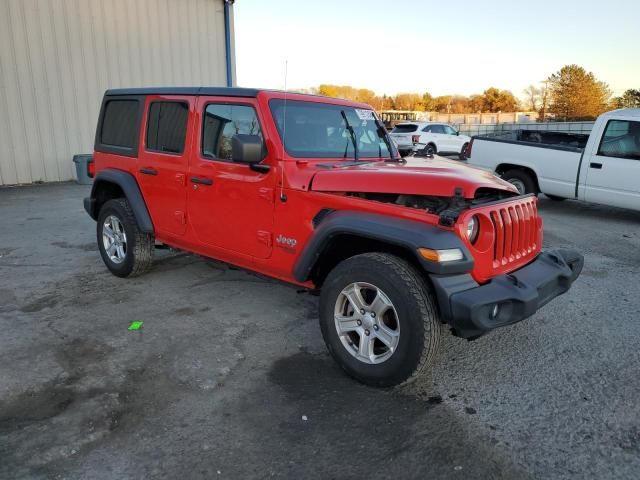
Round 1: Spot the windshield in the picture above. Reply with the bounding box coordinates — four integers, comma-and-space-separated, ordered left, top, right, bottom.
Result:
269, 99, 392, 159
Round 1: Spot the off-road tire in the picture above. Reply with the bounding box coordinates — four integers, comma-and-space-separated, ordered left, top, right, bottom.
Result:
502, 169, 537, 195
319, 253, 442, 387
97, 198, 154, 278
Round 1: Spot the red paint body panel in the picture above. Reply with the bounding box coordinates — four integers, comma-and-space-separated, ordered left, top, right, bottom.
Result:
93, 89, 543, 287
310, 157, 516, 198
137, 95, 196, 236
455, 196, 542, 283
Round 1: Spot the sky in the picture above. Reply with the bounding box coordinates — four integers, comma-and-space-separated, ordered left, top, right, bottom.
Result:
234, 0, 639, 99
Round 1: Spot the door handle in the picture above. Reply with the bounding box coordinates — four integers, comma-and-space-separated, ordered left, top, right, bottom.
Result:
190, 176, 213, 186
590, 162, 603, 169
139, 167, 158, 176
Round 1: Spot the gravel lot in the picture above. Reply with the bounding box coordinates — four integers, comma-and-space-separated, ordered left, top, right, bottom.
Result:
1, 182, 639, 479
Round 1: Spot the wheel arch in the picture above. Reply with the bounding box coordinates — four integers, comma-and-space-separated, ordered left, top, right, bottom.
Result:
495, 163, 540, 193
85, 169, 154, 234
293, 211, 474, 288
306, 234, 424, 289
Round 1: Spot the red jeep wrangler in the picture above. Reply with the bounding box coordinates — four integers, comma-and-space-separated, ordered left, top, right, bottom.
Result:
84, 87, 583, 387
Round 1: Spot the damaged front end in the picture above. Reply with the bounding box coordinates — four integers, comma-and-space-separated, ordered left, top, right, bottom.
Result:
343, 187, 519, 228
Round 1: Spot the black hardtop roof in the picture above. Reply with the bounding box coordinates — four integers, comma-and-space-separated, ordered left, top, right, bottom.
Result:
105, 87, 261, 97
103, 87, 374, 109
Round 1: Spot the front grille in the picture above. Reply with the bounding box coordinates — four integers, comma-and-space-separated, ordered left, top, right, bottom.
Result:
488, 198, 538, 267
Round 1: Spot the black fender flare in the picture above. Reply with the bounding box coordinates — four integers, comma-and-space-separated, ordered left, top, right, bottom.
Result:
84, 169, 154, 234
292, 211, 474, 282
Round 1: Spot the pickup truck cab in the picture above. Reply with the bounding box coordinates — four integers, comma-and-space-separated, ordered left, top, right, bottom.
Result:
466, 109, 640, 211
84, 87, 583, 387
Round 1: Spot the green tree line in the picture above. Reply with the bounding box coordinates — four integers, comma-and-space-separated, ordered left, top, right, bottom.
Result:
310, 65, 638, 121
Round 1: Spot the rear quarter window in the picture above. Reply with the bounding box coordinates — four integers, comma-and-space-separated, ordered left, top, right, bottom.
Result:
95, 95, 144, 157
392, 124, 418, 133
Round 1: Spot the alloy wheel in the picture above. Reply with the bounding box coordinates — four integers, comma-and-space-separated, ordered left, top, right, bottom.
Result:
102, 215, 127, 264
334, 282, 400, 364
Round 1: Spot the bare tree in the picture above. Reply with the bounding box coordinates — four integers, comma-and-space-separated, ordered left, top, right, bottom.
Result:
523, 85, 541, 111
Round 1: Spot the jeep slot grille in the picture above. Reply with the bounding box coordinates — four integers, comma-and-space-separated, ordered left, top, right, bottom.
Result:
489, 198, 538, 267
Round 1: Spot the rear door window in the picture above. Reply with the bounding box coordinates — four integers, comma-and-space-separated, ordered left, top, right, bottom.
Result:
392, 124, 418, 133
146, 102, 189, 154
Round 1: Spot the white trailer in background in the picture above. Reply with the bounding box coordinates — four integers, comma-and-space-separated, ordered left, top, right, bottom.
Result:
466, 109, 640, 212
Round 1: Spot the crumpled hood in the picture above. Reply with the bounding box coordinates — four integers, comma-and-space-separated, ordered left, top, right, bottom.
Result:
309, 157, 517, 198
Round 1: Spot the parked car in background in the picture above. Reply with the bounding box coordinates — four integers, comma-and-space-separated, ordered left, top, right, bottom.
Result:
389, 122, 471, 158
466, 109, 640, 212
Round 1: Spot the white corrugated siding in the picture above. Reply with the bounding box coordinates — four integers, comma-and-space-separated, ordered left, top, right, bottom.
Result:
0, 0, 233, 185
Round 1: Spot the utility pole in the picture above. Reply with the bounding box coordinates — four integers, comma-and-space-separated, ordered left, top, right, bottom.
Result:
540, 79, 549, 122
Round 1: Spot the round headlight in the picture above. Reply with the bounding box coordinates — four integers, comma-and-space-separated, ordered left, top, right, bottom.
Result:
466, 216, 479, 244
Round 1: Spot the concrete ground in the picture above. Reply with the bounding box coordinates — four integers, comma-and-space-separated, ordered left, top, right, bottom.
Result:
1, 183, 639, 480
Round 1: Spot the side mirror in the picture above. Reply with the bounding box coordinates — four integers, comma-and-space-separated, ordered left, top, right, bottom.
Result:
455, 131, 459, 136
232, 134, 264, 164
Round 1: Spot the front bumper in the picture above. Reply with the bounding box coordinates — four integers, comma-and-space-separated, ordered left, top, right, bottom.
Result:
431, 249, 584, 339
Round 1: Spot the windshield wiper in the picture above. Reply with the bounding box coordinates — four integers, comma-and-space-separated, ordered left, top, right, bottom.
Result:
374, 116, 401, 162
341, 110, 359, 162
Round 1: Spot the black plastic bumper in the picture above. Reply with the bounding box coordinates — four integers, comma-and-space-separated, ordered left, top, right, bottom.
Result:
430, 249, 584, 339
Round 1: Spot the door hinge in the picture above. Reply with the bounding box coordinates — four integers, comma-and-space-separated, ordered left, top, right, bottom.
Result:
257, 230, 272, 247
175, 173, 186, 186
175, 211, 186, 224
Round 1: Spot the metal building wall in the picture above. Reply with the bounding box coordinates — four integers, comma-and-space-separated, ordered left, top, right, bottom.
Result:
0, 0, 234, 185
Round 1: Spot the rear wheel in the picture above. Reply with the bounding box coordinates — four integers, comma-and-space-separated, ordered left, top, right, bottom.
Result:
459, 142, 469, 160
501, 169, 537, 195
422, 143, 437, 156
97, 198, 154, 278
319, 253, 442, 387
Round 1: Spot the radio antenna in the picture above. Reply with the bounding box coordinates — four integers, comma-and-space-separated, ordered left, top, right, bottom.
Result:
279, 60, 288, 202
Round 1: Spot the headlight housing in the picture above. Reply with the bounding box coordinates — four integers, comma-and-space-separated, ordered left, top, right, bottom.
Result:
466, 216, 479, 244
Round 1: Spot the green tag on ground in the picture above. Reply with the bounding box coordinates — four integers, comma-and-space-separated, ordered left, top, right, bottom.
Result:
128, 321, 143, 330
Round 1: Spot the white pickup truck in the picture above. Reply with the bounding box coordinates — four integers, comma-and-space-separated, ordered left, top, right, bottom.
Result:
466, 108, 640, 211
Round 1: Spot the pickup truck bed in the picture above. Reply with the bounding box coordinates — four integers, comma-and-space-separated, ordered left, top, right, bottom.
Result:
468, 136, 584, 199
516, 130, 589, 149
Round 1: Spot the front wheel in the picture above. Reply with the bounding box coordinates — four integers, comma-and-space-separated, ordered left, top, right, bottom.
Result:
97, 198, 154, 278
319, 253, 442, 387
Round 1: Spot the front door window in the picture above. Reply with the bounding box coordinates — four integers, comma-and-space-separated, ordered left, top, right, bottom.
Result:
202, 104, 264, 161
